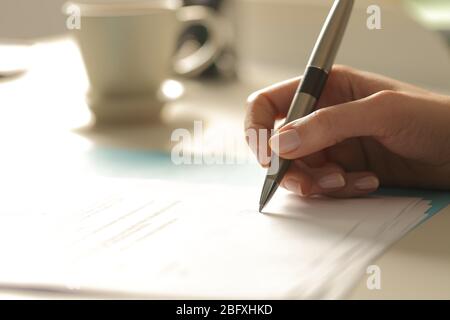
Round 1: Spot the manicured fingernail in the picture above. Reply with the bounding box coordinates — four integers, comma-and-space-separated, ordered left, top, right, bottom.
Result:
355, 176, 379, 190
284, 179, 300, 193
318, 173, 346, 189
271, 129, 300, 154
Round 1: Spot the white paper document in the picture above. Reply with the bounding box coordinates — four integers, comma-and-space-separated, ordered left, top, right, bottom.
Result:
0, 178, 430, 299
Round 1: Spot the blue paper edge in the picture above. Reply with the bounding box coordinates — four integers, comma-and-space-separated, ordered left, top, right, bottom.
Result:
89, 148, 450, 218
375, 188, 450, 218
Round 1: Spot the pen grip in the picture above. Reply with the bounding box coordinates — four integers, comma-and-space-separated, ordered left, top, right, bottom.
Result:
284, 66, 328, 124
298, 66, 328, 99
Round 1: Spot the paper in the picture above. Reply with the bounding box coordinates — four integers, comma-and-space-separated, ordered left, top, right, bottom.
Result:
0, 178, 430, 299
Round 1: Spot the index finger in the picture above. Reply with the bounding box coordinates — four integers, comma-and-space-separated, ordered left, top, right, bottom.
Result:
244, 77, 301, 133
244, 77, 301, 166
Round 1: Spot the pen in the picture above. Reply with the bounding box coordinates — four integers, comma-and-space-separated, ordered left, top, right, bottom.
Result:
259, 0, 354, 212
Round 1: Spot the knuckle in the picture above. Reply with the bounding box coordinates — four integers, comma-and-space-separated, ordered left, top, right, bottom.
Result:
246, 90, 260, 105
310, 109, 340, 145
246, 90, 276, 118
246, 89, 269, 109
245, 90, 263, 119
372, 89, 399, 103
331, 64, 352, 75
369, 90, 409, 137
311, 109, 333, 132
245, 90, 278, 134
244, 90, 265, 129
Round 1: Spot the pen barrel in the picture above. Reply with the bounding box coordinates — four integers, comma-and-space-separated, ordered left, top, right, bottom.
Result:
308, 0, 354, 72
267, 157, 291, 180
260, 0, 354, 210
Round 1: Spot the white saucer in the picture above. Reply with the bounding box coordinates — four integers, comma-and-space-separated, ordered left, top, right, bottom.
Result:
87, 92, 165, 124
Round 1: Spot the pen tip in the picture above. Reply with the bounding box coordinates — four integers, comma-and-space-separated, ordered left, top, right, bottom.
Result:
259, 176, 280, 214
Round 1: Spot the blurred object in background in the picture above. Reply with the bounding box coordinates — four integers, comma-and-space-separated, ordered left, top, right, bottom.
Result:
67, 0, 225, 124
179, 0, 235, 79
404, 0, 450, 46
0, 0, 448, 89
224, 0, 450, 92
0, 0, 67, 40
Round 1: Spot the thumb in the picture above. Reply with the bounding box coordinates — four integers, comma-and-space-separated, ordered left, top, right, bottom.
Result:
269, 90, 398, 159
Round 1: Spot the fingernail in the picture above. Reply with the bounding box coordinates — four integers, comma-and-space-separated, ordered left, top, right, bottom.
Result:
355, 176, 379, 190
284, 179, 300, 193
271, 129, 300, 154
318, 173, 346, 189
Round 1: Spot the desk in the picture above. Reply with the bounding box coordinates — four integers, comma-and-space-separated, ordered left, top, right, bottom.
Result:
349, 206, 450, 299
0, 38, 449, 299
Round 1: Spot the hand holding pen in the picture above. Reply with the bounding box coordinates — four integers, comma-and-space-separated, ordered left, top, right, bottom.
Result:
246, 64, 450, 201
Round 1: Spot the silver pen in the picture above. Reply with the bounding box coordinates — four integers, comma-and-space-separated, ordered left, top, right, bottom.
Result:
259, 0, 354, 212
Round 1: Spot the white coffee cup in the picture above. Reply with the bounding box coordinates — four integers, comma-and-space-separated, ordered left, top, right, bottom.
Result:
64, 0, 223, 123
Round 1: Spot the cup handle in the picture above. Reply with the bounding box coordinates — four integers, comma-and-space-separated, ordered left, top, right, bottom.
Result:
174, 5, 224, 77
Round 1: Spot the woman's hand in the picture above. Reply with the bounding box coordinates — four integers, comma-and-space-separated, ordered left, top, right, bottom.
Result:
245, 65, 450, 197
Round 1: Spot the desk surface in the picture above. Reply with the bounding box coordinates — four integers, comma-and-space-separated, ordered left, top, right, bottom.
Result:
349, 205, 450, 299
0, 38, 449, 299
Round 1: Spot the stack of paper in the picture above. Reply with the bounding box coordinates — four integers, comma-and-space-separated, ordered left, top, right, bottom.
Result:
0, 178, 431, 298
